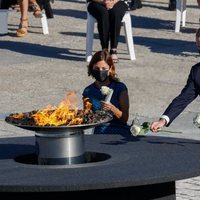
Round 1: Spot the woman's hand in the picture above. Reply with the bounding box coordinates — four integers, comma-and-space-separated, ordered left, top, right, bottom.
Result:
101, 101, 114, 112
101, 100, 125, 122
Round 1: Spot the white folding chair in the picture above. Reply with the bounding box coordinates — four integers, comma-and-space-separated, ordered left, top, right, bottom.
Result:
175, 0, 187, 32
41, 13, 49, 35
86, 11, 136, 62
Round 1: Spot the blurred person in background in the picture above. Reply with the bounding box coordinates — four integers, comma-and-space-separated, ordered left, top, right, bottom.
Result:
87, 0, 128, 63
16, 0, 42, 37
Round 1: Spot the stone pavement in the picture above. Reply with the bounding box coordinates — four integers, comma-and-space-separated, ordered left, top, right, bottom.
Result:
0, 0, 200, 198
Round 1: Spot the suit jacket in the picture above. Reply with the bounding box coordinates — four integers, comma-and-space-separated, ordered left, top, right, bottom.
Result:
163, 62, 200, 126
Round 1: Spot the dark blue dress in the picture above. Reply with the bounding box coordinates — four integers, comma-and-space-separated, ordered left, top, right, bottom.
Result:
82, 81, 131, 135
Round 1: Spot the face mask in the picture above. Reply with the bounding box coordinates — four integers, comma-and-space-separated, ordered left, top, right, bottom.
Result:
92, 69, 108, 82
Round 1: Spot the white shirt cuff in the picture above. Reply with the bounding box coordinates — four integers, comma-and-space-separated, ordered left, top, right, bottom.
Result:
160, 115, 170, 125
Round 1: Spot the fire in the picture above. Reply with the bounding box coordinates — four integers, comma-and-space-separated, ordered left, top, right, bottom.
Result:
11, 113, 24, 119
11, 91, 92, 126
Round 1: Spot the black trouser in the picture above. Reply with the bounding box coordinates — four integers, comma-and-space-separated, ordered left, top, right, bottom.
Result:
36, 0, 54, 19
87, 1, 128, 50
0, 0, 17, 9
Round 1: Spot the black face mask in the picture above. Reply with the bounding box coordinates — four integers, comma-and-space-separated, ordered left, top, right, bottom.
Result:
92, 69, 108, 82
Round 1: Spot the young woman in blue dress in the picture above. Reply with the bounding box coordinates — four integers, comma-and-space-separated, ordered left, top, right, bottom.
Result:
82, 49, 131, 135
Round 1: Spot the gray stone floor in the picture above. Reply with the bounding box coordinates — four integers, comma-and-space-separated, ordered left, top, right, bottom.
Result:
0, 0, 200, 198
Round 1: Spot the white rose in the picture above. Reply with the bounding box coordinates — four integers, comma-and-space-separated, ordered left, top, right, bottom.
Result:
130, 125, 141, 136
100, 86, 111, 96
100, 86, 113, 102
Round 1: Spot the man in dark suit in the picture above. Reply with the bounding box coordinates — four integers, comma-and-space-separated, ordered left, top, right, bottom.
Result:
151, 64, 200, 132
151, 29, 200, 132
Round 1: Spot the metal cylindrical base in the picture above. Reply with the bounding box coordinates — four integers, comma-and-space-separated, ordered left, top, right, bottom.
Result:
35, 131, 85, 165
0, 9, 8, 35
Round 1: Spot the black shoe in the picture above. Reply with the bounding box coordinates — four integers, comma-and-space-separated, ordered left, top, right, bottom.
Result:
168, 0, 176, 11
129, 0, 142, 10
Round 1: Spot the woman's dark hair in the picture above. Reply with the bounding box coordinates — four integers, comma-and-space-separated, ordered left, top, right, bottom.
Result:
87, 50, 119, 81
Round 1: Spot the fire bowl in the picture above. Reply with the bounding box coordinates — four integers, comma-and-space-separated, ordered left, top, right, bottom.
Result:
5, 110, 112, 165
5, 110, 113, 133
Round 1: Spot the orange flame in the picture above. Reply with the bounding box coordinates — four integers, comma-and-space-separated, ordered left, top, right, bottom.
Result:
32, 91, 92, 126
11, 113, 24, 119
10, 91, 93, 126
83, 97, 92, 114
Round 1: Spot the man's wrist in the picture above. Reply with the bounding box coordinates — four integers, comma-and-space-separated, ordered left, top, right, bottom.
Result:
160, 115, 170, 126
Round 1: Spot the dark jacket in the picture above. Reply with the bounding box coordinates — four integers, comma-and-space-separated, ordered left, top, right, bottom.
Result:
163, 63, 200, 125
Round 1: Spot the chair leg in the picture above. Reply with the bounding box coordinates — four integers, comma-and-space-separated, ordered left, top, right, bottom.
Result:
86, 13, 95, 62
123, 13, 136, 61
182, 0, 187, 27
175, 0, 182, 32
0, 9, 8, 35
41, 13, 49, 35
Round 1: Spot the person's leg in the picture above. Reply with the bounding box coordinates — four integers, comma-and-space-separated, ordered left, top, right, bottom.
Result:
29, 0, 42, 18
109, 1, 128, 62
16, 0, 29, 37
129, 0, 142, 11
197, 0, 200, 7
20, 0, 28, 20
87, 2, 109, 49
196, 28, 200, 53
168, 0, 176, 11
